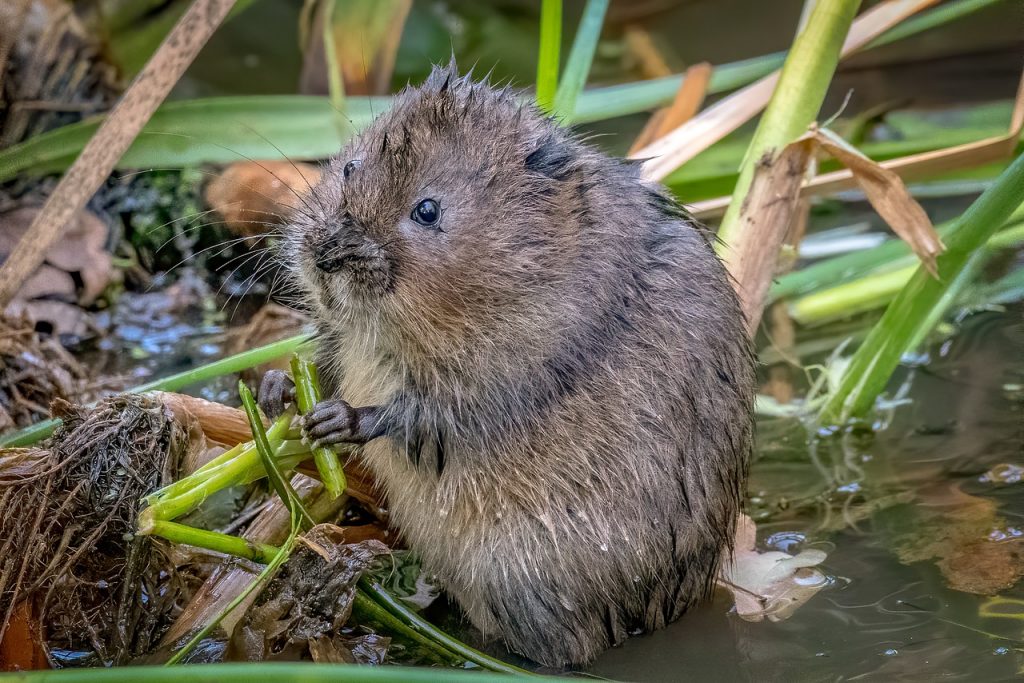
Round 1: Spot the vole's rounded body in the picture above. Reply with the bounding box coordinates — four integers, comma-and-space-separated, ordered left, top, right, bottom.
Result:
285, 64, 755, 666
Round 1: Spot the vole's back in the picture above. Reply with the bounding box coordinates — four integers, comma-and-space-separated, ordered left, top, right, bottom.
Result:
299, 65, 754, 667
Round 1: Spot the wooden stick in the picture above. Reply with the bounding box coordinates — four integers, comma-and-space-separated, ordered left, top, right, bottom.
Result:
0, 0, 238, 306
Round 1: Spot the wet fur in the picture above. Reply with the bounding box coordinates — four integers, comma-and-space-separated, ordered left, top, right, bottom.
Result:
284, 63, 755, 666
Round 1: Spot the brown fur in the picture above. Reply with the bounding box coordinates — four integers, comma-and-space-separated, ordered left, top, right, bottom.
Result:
283, 63, 755, 667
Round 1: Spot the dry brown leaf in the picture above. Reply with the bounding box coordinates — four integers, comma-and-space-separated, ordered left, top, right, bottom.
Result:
717, 513, 829, 622
690, 70, 1024, 220
628, 62, 711, 155
157, 391, 259, 448
1, 206, 112, 335
17, 264, 76, 301
806, 125, 944, 276
633, 0, 941, 180
657, 62, 712, 134
5, 299, 93, 337
623, 25, 673, 80
206, 161, 322, 237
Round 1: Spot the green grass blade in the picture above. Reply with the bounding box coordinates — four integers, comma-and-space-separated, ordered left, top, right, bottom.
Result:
535, 0, 562, 112
0, 97, 383, 183
789, 263, 918, 326
239, 381, 315, 529
0, 333, 312, 448
783, 215, 1024, 325
819, 151, 1024, 424
551, 0, 609, 120
358, 579, 533, 675
0, 664, 527, 682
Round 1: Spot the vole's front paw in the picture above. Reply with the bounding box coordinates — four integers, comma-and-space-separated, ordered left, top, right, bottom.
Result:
302, 398, 360, 446
258, 370, 295, 419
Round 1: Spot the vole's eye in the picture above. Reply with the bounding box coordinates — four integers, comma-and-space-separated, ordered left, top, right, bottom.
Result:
411, 198, 441, 227
343, 160, 361, 178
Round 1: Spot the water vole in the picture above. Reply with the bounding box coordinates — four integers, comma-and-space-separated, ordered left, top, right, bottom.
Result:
260, 63, 755, 667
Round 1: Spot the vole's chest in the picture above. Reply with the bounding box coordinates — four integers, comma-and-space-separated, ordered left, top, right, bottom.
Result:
330, 336, 403, 407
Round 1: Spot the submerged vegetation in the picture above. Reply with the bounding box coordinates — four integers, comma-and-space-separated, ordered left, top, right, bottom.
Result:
1, 0, 1022, 679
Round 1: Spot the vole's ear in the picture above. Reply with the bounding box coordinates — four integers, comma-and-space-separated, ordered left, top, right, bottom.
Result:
525, 136, 574, 181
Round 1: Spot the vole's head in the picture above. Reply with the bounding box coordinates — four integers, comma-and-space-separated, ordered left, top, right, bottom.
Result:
291, 62, 603, 364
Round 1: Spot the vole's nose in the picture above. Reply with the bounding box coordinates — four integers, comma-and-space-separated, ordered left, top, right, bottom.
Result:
312, 227, 382, 274
314, 233, 347, 273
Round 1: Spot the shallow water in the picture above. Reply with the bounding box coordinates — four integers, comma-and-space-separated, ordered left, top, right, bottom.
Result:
591, 304, 1024, 681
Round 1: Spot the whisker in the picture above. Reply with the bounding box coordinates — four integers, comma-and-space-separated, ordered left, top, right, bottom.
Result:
227, 253, 279, 318
236, 123, 324, 209
216, 248, 273, 298
113, 166, 301, 223
133, 132, 319, 221
153, 219, 279, 255
154, 235, 263, 286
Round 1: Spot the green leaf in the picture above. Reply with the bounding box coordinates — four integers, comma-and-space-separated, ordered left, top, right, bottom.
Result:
535, 0, 562, 112
551, 0, 609, 120
0, 97, 383, 183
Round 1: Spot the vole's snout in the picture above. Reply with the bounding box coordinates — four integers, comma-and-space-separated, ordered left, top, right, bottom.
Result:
309, 223, 395, 293
311, 223, 370, 274
312, 232, 349, 274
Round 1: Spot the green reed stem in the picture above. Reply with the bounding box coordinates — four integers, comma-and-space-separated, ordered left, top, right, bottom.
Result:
141, 437, 308, 525
716, 0, 860, 251
551, 0, 609, 120
819, 151, 1024, 424
239, 381, 315, 530
291, 356, 346, 497
143, 520, 280, 564
535, 0, 562, 113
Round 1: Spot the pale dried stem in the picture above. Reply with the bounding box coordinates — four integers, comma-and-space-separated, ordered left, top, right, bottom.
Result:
691, 69, 1024, 220
632, 0, 941, 181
